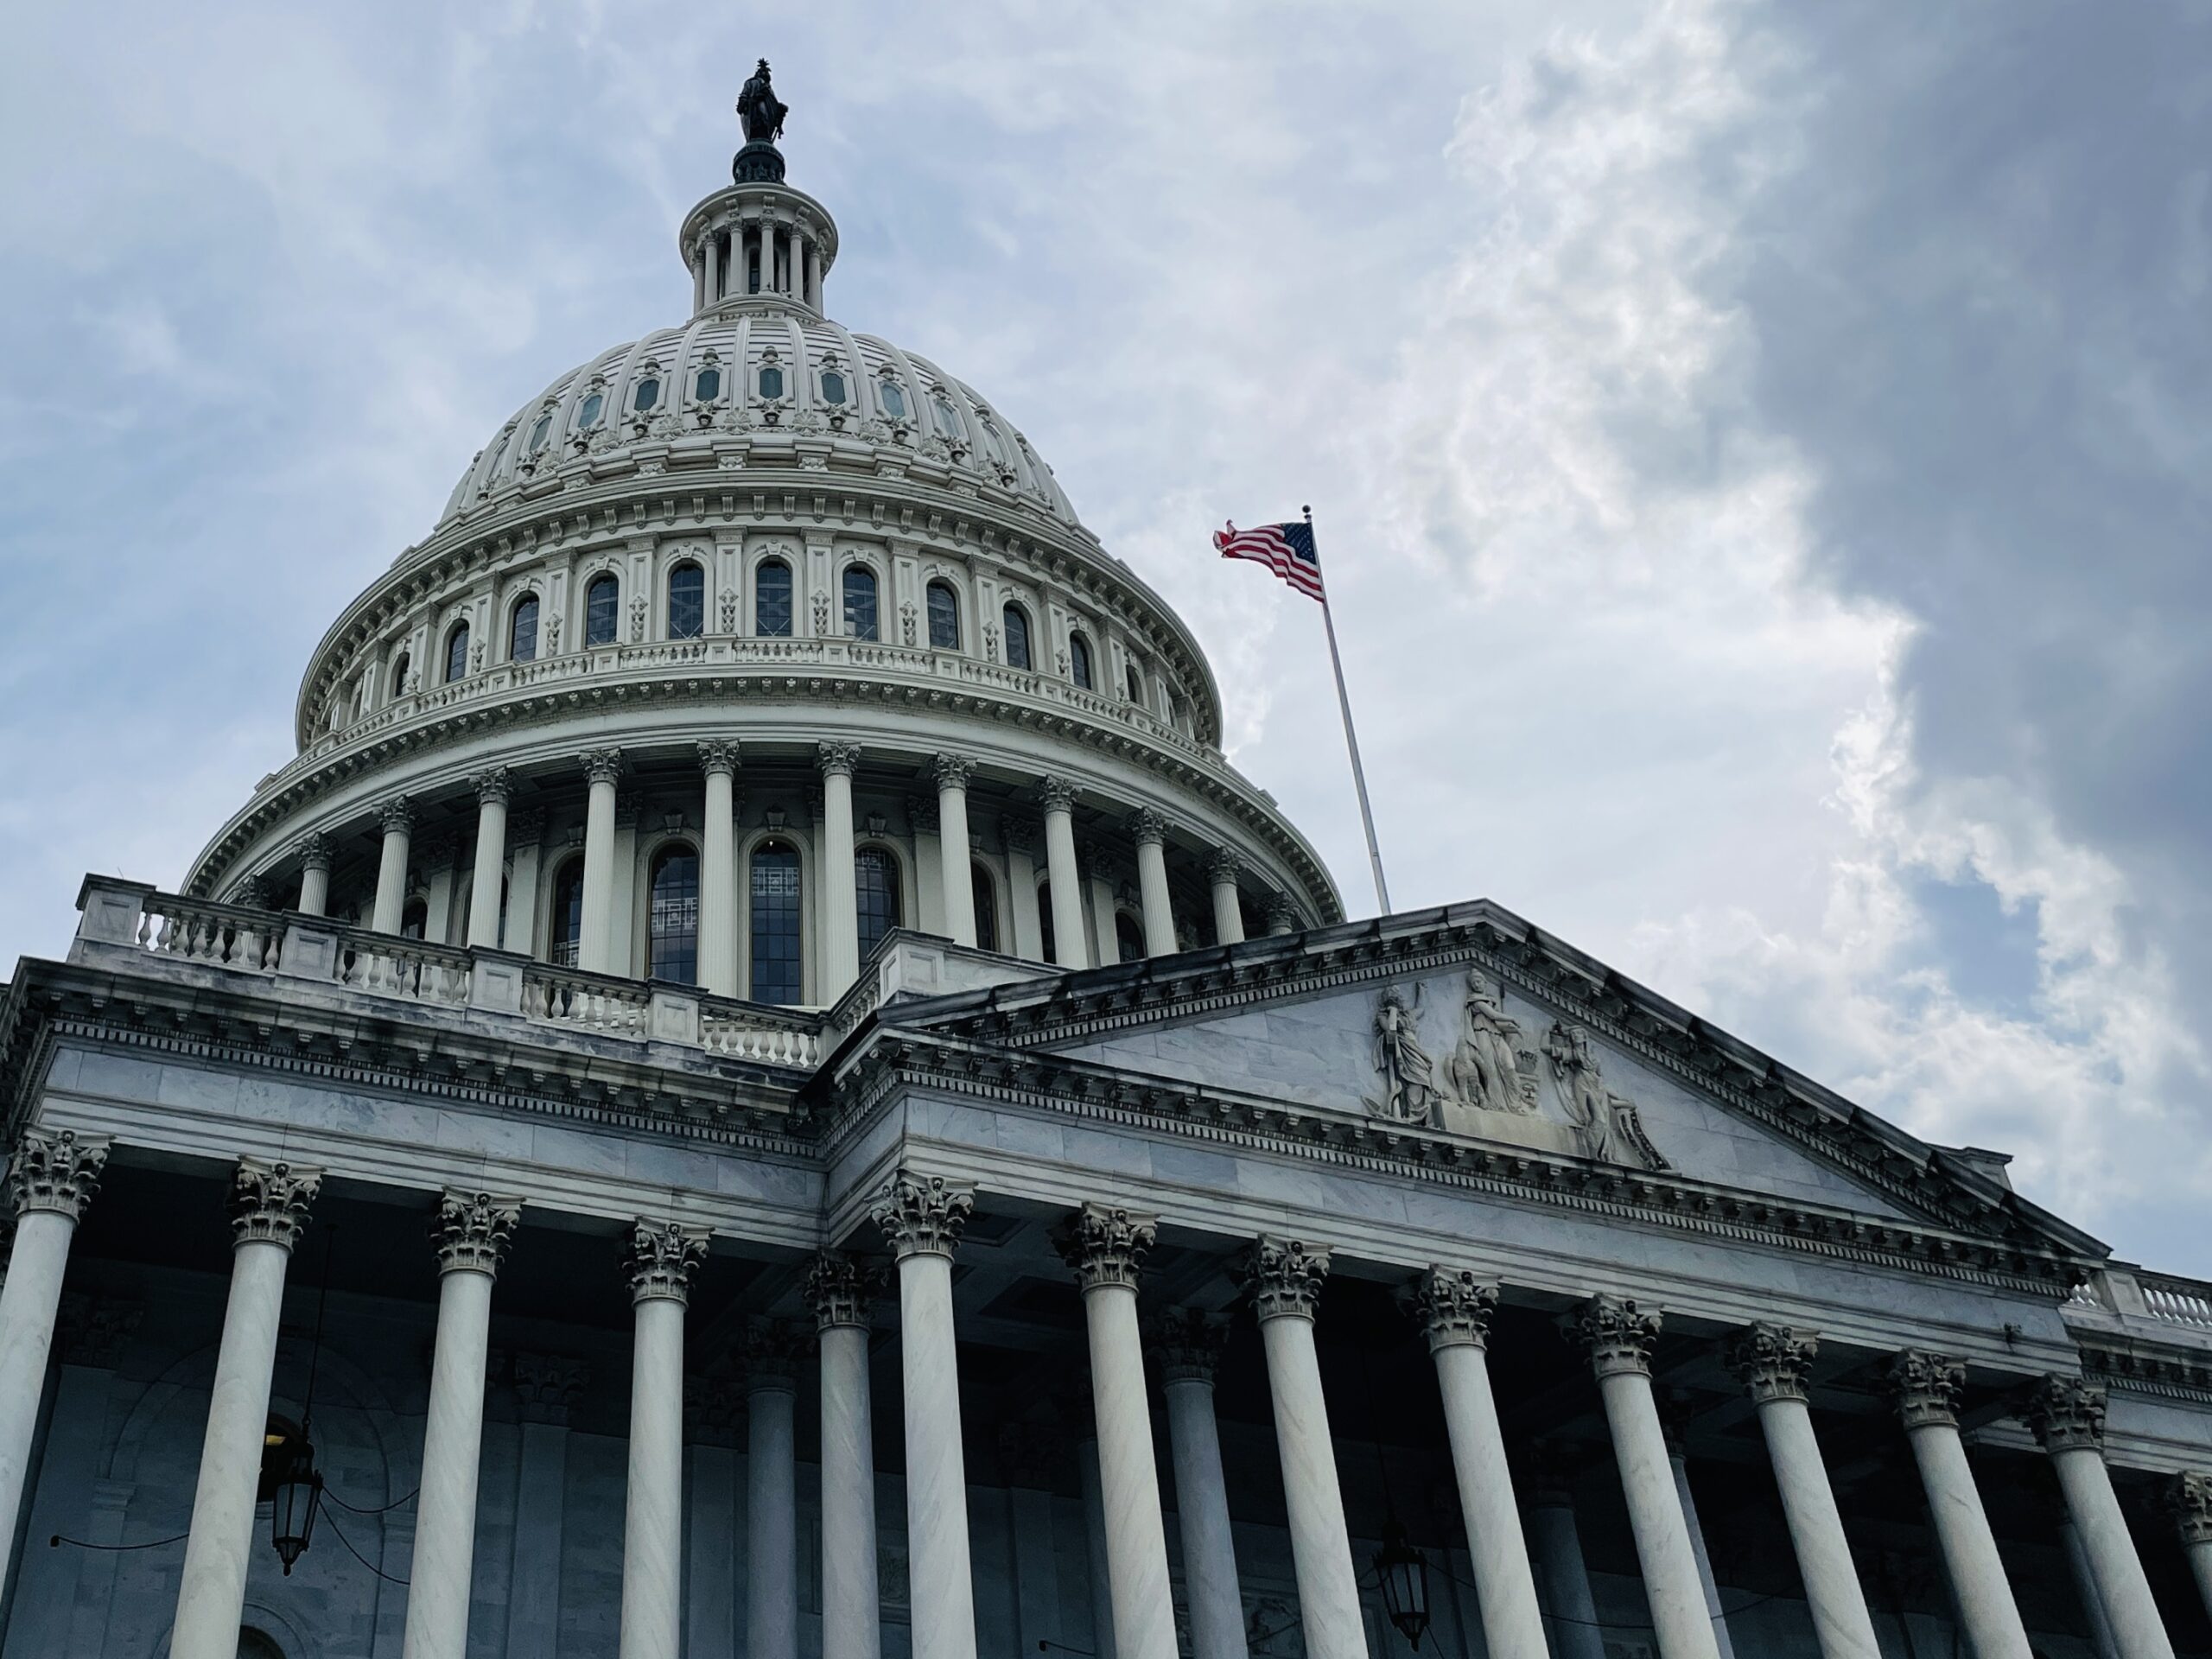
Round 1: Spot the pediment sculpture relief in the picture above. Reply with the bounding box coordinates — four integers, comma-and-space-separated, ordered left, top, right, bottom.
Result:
1543, 1020, 1669, 1170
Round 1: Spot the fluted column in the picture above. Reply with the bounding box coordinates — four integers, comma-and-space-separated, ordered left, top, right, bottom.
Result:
820, 742, 862, 994
2166, 1474, 2212, 1623
1411, 1269, 1549, 1659
1567, 1295, 1719, 1659
1128, 810, 1176, 957
1041, 777, 1089, 968
1056, 1205, 1178, 1659
466, 769, 512, 950
1525, 1452, 1608, 1659
404, 1192, 521, 1659
748, 1320, 804, 1659
296, 832, 333, 917
0, 1128, 109, 1592
371, 798, 414, 934
1206, 850, 1244, 946
698, 742, 741, 995
935, 754, 978, 947
1665, 1431, 1736, 1659
171, 1159, 322, 1659
580, 750, 622, 974
810, 1254, 887, 1659
620, 1220, 707, 1659
1151, 1311, 1248, 1659
1724, 1324, 1879, 1659
1241, 1238, 1363, 1659
2027, 1376, 2174, 1659
1006, 821, 1046, 961
870, 1171, 981, 1659
1888, 1351, 2032, 1659
704, 234, 721, 304
1262, 893, 1298, 938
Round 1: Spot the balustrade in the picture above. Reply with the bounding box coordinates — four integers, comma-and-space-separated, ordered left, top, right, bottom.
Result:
137, 894, 282, 974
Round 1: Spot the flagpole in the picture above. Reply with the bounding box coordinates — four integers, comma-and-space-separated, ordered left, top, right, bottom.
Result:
1306, 505, 1392, 915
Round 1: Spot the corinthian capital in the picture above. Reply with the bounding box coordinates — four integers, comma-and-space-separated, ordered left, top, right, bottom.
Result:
747, 1317, 810, 1390
433, 1189, 521, 1278
1205, 848, 1243, 887
471, 766, 513, 806
2024, 1373, 2107, 1453
625, 1217, 708, 1306
6, 1128, 111, 1224
1726, 1322, 1818, 1404
1410, 1267, 1498, 1352
1566, 1293, 1662, 1378
2167, 1471, 2212, 1544
1054, 1201, 1158, 1293
697, 740, 741, 778
805, 1250, 887, 1332
513, 1352, 588, 1426
868, 1168, 976, 1262
817, 741, 862, 779
1127, 807, 1168, 849
295, 831, 334, 874
1039, 775, 1076, 815
229, 1156, 321, 1251
933, 752, 976, 792
1888, 1349, 1966, 1429
582, 747, 625, 788
1241, 1235, 1332, 1323
1147, 1306, 1230, 1385
378, 797, 415, 836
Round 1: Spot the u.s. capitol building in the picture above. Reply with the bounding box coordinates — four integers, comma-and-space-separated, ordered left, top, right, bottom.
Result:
2, 68, 2208, 1659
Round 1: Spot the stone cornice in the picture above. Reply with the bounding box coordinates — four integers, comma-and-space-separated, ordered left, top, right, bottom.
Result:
822, 1029, 2087, 1296
907, 906, 2101, 1260
2078, 1340, 2212, 1404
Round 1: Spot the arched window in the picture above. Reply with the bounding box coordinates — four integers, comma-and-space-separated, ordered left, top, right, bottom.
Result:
584, 574, 620, 647
843, 566, 879, 640
759, 364, 785, 400
445, 622, 470, 684
550, 860, 584, 966
926, 581, 960, 650
750, 841, 802, 1004
855, 848, 900, 962
755, 559, 793, 637
401, 898, 428, 942
528, 413, 552, 453
668, 563, 705, 639
694, 364, 722, 403
878, 378, 908, 422
576, 390, 604, 430
1002, 605, 1033, 670
971, 863, 999, 953
932, 397, 962, 438
510, 595, 539, 663
649, 844, 700, 984
389, 652, 411, 702
1037, 880, 1055, 963
821, 370, 847, 405
1068, 632, 1094, 690
1115, 911, 1145, 965
1125, 659, 1144, 703
632, 376, 660, 412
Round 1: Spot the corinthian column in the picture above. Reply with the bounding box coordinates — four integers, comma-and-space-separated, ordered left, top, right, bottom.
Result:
2167, 1473, 2212, 1623
820, 742, 862, 994
810, 1254, 887, 1659
1056, 1204, 1178, 1659
1410, 1269, 1548, 1659
404, 1191, 521, 1659
580, 750, 623, 974
1723, 1324, 1879, 1659
698, 741, 741, 995
1567, 1295, 1719, 1659
620, 1219, 708, 1659
1888, 1351, 2032, 1659
935, 754, 977, 947
869, 1172, 980, 1659
2026, 1376, 2174, 1659
1206, 850, 1244, 946
171, 1158, 322, 1659
748, 1320, 805, 1659
1151, 1310, 1248, 1659
371, 798, 415, 934
296, 832, 334, 917
1241, 1237, 1363, 1659
467, 769, 512, 950
0, 1128, 109, 1591
1039, 777, 1090, 968
1128, 810, 1176, 957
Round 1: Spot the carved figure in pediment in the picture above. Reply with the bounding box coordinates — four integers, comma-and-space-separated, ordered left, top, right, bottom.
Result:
1369, 987, 1443, 1125
1545, 1021, 1616, 1161
1447, 970, 1533, 1115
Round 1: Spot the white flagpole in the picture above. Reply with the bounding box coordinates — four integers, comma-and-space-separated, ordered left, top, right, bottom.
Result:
1306, 505, 1392, 914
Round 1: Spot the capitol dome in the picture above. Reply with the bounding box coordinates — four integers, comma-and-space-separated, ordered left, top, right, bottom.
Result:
182, 111, 1340, 1007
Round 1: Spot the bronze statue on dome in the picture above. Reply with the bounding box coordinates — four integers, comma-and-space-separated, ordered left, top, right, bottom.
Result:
738, 60, 787, 145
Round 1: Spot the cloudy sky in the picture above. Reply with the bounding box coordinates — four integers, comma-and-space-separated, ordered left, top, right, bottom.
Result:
4, 3, 2209, 1272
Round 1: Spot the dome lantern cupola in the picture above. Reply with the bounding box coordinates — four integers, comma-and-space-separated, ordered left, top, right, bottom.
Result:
681, 60, 836, 319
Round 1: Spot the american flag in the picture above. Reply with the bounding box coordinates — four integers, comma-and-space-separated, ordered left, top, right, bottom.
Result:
1215, 518, 1325, 601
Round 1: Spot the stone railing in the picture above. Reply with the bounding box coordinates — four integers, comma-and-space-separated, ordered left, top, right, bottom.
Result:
2062, 1261, 2212, 1345
2139, 1273, 2212, 1329
72, 876, 827, 1073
